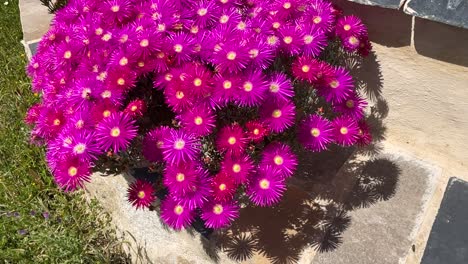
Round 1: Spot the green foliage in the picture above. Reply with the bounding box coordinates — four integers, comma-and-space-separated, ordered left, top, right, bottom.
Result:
0, 1, 129, 262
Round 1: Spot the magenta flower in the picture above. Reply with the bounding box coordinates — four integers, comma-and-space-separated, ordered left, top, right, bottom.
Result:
212, 42, 250, 73
169, 32, 196, 65
318, 66, 355, 104
302, 26, 328, 57
201, 201, 239, 229
245, 120, 269, 143
216, 124, 247, 156
25, 103, 42, 125
163, 161, 199, 196
278, 25, 304, 56
54, 156, 91, 191
333, 92, 368, 119
332, 116, 359, 146
142, 126, 171, 163
178, 106, 216, 137
261, 142, 298, 179
336, 15, 366, 39
267, 72, 295, 102
247, 166, 286, 207
95, 112, 137, 153
356, 120, 372, 146
237, 70, 268, 107
212, 73, 241, 107
67, 130, 101, 162
305, 0, 335, 33
124, 99, 146, 118
160, 195, 195, 230
211, 172, 237, 202
298, 114, 334, 152
127, 179, 156, 209
221, 154, 254, 184
260, 99, 296, 133
291, 56, 321, 82
174, 170, 212, 210
162, 129, 200, 165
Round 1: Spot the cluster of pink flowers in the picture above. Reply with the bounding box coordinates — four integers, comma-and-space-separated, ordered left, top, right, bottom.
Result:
26, 0, 372, 230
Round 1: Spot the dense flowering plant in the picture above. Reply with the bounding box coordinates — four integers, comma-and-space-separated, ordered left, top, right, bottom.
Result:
26, 0, 372, 230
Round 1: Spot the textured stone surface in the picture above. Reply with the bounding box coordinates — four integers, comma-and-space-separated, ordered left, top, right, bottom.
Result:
19, 0, 53, 58
421, 177, 468, 264
405, 0, 468, 29
346, 0, 404, 9
312, 149, 441, 264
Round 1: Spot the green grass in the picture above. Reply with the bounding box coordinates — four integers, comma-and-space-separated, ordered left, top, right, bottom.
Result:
0, 1, 129, 263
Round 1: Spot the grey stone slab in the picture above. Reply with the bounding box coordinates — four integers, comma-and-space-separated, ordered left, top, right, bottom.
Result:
346, 0, 405, 9
421, 177, 468, 264
19, 0, 53, 42
312, 149, 441, 264
405, 0, 468, 29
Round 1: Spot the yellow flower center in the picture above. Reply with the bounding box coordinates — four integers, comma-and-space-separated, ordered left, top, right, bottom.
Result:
176, 91, 184, 99
283, 36, 293, 44
197, 8, 208, 16
103, 110, 111, 118
120, 34, 129, 43
344, 24, 351, 31
53, 119, 61, 126
174, 205, 184, 215
346, 100, 355, 108
228, 136, 236, 145
249, 49, 259, 58
283, 2, 291, 9
194, 116, 203, 125
329, 80, 340, 89
191, 25, 199, 34
68, 166, 78, 177
117, 78, 126, 86
237, 21, 246, 30
95, 28, 103, 35
219, 183, 227, 191
311, 128, 321, 137
272, 22, 281, 29
140, 39, 149, 47
313, 16, 322, 24
304, 35, 314, 44
165, 73, 173, 81
176, 173, 185, 182
302, 65, 310, 73
174, 44, 183, 53
243, 82, 253, 92
102, 33, 112, 42
220, 15, 229, 23
274, 155, 284, 165
98, 71, 107, 81
156, 140, 164, 149
272, 109, 282, 118
226, 51, 237, 60
63, 51, 72, 59
73, 143, 86, 154
213, 204, 224, 215
157, 23, 166, 32
269, 83, 279, 93
76, 120, 84, 129
340, 127, 348, 135
137, 191, 145, 199
259, 179, 270, 189
174, 139, 186, 150
253, 128, 260, 135
119, 57, 128, 66
111, 127, 121, 137
223, 80, 232, 89
349, 36, 359, 45
193, 78, 202, 87
232, 164, 241, 173
267, 35, 279, 45
111, 5, 120, 12
157, 52, 165, 59
33, 63, 39, 69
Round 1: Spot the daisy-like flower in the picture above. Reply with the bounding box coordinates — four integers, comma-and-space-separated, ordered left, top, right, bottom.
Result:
216, 124, 247, 156
66, 129, 100, 162
68, 111, 95, 131
260, 99, 296, 133
175, 170, 212, 209
305, 0, 335, 33
291, 56, 321, 82
211, 172, 237, 202
190, 0, 220, 28
221, 154, 254, 184
142, 126, 171, 163
100, 0, 134, 25
54, 156, 91, 191
318, 66, 355, 104
124, 99, 146, 118
169, 32, 196, 65
298, 114, 334, 152
131, 29, 162, 60
36, 108, 65, 139
247, 166, 286, 207
184, 63, 213, 99
245, 120, 269, 143
246, 40, 275, 69
164, 83, 194, 113
212, 42, 250, 73
91, 99, 118, 123
332, 116, 359, 146
160, 195, 195, 230
127, 179, 156, 209
237, 70, 268, 107
333, 92, 367, 119
201, 201, 239, 229
212, 73, 242, 107
261, 142, 297, 179
163, 161, 199, 195
335, 15, 366, 39
342, 35, 361, 52
25, 103, 42, 125
95, 112, 137, 153
161, 129, 200, 165
278, 25, 304, 55
302, 26, 328, 57
356, 120, 372, 146
178, 106, 216, 137
267, 72, 294, 102
106, 67, 137, 91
